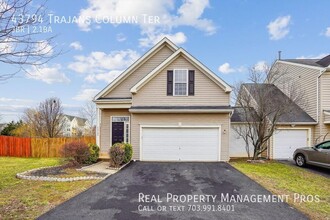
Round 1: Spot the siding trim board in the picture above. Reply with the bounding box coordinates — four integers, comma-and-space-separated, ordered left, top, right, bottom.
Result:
276, 60, 326, 71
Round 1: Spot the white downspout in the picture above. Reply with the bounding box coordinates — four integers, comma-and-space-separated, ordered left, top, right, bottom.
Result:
96, 107, 101, 147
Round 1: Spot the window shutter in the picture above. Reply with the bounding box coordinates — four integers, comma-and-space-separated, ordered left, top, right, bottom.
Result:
188, 70, 195, 95
167, 70, 173, 96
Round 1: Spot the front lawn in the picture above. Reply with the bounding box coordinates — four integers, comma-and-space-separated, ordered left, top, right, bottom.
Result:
230, 159, 330, 220
0, 157, 99, 219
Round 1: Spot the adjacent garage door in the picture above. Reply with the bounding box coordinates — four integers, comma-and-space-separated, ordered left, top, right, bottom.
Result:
273, 129, 308, 159
141, 127, 220, 161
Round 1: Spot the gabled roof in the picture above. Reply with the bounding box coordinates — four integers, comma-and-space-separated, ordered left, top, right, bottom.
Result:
94, 38, 178, 100
63, 114, 74, 121
63, 114, 88, 125
278, 54, 330, 69
74, 117, 88, 126
231, 107, 257, 123
130, 48, 232, 93
281, 59, 324, 67
242, 84, 316, 124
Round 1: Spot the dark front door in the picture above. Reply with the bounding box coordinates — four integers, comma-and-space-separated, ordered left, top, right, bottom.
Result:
112, 122, 124, 145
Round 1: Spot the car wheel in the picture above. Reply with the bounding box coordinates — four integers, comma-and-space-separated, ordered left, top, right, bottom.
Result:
295, 154, 306, 167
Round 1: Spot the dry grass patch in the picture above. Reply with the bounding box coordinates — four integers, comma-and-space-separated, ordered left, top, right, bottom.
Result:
230, 159, 330, 220
0, 157, 99, 219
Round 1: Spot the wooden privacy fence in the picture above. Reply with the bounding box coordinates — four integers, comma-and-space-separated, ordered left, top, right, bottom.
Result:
0, 136, 96, 158
0, 136, 31, 157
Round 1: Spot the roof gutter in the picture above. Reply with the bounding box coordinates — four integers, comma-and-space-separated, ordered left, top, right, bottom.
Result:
129, 109, 234, 114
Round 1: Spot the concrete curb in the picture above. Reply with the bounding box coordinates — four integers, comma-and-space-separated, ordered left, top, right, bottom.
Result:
16, 165, 111, 182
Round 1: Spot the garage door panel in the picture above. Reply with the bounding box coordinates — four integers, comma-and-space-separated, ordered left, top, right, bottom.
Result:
142, 127, 219, 161
273, 129, 308, 159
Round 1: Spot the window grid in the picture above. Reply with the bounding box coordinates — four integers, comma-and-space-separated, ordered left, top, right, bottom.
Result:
174, 69, 188, 96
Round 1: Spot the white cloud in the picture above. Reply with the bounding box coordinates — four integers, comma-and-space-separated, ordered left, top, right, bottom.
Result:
73, 89, 100, 101
26, 64, 70, 84
116, 33, 127, 42
69, 50, 139, 83
0, 38, 13, 54
70, 41, 83, 50
84, 70, 122, 83
218, 63, 245, 74
324, 27, 330, 37
175, 0, 215, 35
253, 61, 268, 72
0, 98, 38, 122
296, 53, 328, 59
139, 32, 187, 47
77, 0, 215, 47
36, 40, 53, 55
267, 15, 291, 40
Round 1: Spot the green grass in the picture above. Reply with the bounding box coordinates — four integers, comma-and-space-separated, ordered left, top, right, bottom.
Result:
0, 157, 99, 219
230, 159, 330, 220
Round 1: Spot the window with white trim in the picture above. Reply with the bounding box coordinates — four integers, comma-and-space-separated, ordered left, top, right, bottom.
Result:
174, 69, 188, 96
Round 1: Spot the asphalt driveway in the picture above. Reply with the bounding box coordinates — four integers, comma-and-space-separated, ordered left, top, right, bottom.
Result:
39, 162, 307, 220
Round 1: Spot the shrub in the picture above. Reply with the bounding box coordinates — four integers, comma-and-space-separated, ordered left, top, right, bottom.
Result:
123, 143, 133, 163
109, 143, 125, 168
61, 141, 90, 164
86, 143, 100, 164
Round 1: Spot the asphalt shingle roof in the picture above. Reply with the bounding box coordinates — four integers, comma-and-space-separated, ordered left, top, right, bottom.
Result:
282, 54, 330, 68
233, 84, 316, 123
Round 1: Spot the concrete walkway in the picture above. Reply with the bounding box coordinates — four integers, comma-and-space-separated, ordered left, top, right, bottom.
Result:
80, 162, 118, 175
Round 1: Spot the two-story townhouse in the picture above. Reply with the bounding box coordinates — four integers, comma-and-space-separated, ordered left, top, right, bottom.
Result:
62, 114, 90, 137
231, 55, 330, 160
94, 38, 233, 161
273, 55, 330, 144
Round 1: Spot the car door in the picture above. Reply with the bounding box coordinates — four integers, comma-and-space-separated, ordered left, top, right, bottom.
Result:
308, 141, 330, 165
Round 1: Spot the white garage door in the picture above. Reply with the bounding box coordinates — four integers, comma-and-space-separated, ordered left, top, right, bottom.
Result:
273, 129, 308, 159
141, 127, 220, 161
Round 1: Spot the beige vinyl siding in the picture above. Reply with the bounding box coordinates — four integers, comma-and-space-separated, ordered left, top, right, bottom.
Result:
132, 55, 230, 106
104, 45, 174, 98
317, 72, 330, 142
131, 113, 231, 161
99, 109, 130, 153
273, 62, 319, 121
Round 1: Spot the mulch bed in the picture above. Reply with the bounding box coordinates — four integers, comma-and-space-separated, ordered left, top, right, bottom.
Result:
28, 162, 107, 178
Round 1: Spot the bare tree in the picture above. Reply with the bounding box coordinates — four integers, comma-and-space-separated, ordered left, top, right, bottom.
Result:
233, 62, 305, 160
0, 0, 60, 81
23, 97, 64, 137
39, 97, 64, 137
22, 107, 45, 137
80, 101, 96, 135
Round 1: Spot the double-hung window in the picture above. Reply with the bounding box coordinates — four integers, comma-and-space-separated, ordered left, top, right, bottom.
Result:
173, 69, 188, 96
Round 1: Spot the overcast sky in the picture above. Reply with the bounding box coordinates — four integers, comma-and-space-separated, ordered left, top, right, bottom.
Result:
1, 0, 329, 123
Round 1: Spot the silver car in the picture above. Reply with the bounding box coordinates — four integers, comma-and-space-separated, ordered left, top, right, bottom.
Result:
293, 140, 330, 169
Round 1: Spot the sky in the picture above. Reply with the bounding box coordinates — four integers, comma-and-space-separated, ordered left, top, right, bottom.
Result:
1, 0, 330, 123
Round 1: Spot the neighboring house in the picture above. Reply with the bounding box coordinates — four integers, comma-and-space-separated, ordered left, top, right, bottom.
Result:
230, 107, 254, 158
0, 123, 7, 133
62, 114, 90, 137
231, 84, 315, 159
232, 55, 330, 160
94, 38, 232, 161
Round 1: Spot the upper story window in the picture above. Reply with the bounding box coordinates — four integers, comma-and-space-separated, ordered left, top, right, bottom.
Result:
167, 69, 195, 96
174, 69, 188, 96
